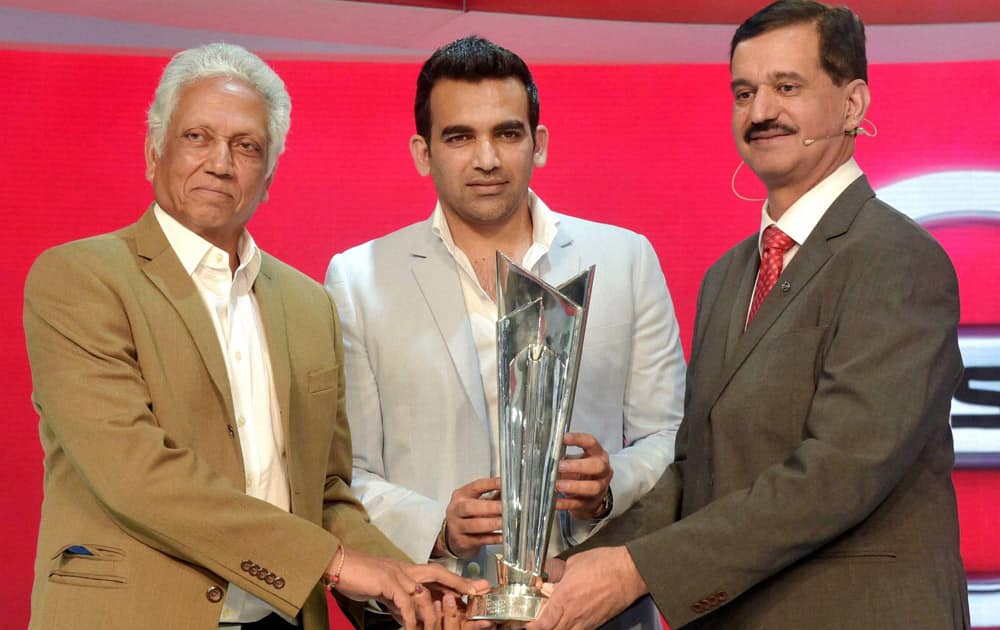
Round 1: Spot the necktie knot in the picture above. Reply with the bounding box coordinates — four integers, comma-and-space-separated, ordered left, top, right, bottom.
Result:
761, 225, 795, 255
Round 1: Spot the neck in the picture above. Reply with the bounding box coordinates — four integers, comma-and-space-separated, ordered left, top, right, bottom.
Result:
765, 149, 853, 219
445, 205, 533, 301
447, 206, 534, 265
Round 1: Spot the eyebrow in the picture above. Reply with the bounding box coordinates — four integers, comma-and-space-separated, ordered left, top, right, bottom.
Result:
439, 124, 475, 137
493, 120, 526, 133
730, 70, 807, 91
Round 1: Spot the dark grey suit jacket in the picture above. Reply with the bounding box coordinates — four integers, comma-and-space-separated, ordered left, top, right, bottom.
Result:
580, 177, 970, 629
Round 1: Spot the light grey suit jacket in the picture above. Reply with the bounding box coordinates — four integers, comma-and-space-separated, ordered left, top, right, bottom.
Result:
326, 207, 686, 627
579, 177, 970, 629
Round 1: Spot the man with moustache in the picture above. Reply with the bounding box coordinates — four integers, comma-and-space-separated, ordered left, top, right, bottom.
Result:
24, 43, 480, 630
528, 2, 969, 629
326, 36, 685, 629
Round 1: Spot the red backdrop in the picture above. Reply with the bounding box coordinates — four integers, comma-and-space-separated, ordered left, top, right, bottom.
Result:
2, 50, 998, 628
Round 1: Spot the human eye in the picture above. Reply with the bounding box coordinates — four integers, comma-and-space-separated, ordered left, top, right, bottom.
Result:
182, 129, 208, 144
233, 138, 263, 157
777, 82, 800, 95
443, 133, 472, 145
733, 88, 754, 104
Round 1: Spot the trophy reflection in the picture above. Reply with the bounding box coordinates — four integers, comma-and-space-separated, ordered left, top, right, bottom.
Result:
467, 253, 594, 622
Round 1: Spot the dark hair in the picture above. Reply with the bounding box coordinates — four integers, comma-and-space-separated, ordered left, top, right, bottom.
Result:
414, 35, 540, 143
730, 0, 867, 85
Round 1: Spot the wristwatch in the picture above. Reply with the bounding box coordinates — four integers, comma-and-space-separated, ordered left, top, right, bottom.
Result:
593, 487, 613, 520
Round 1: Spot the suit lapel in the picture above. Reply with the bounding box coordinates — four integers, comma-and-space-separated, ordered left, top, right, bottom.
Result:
537, 220, 582, 284
410, 224, 490, 428
135, 208, 235, 422
253, 257, 292, 455
690, 177, 874, 426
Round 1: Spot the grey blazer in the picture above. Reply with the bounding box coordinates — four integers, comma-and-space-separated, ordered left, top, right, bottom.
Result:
579, 177, 970, 629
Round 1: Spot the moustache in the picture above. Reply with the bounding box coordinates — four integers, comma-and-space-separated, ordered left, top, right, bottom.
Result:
744, 122, 798, 143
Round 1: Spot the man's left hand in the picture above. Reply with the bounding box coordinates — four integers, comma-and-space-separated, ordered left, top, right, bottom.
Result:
526, 547, 647, 630
556, 432, 613, 520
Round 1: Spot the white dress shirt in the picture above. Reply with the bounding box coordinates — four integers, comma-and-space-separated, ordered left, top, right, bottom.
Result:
430, 190, 559, 472
748, 158, 864, 322
154, 205, 294, 627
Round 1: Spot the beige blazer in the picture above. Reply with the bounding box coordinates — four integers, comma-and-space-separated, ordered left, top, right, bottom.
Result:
581, 177, 970, 629
24, 208, 404, 630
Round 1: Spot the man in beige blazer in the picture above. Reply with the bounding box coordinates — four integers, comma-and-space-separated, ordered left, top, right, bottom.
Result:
24, 43, 478, 630
529, 2, 970, 629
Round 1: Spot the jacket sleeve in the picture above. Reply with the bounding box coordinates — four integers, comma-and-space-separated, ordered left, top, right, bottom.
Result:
325, 253, 446, 563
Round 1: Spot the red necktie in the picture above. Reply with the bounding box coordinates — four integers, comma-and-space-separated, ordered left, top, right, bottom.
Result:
746, 225, 795, 328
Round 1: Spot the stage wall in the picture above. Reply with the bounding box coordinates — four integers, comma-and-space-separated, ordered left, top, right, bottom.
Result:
1, 50, 998, 628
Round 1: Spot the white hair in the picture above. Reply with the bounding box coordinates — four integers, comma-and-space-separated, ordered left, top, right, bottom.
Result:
147, 43, 290, 177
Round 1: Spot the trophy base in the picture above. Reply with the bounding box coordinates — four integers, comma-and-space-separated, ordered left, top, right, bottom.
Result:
466, 584, 547, 622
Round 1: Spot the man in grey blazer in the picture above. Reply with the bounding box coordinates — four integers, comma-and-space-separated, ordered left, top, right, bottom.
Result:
530, 2, 970, 629
325, 36, 686, 628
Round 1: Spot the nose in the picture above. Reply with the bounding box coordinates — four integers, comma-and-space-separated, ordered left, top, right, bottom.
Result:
205, 138, 234, 177
748, 89, 779, 124
472, 138, 500, 172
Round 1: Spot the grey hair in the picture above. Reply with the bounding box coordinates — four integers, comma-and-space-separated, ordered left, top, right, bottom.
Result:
147, 42, 291, 177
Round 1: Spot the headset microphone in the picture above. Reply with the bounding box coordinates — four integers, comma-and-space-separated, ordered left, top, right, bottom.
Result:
802, 131, 848, 146
803, 125, 875, 146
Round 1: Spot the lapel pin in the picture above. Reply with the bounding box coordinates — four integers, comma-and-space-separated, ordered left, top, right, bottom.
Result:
781, 281, 791, 293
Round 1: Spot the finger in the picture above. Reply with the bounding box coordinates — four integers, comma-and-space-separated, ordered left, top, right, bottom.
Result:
441, 593, 460, 630
413, 587, 438, 630
526, 598, 563, 630
393, 585, 418, 630
558, 456, 608, 478
563, 432, 602, 453
451, 513, 503, 532
456, 477, 502, 498
411, 564, 489, 596
453, 500, 504, 519
555, 479, 604, 499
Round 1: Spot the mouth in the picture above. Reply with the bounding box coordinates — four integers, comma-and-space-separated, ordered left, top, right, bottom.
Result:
467, 180, 508, 194
192, 187, 234, 199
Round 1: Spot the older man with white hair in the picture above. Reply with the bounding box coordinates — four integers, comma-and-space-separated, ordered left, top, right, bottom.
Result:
24, 43, 480, 630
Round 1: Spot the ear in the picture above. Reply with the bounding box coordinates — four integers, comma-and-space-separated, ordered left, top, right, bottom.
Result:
262, 174, 273, 203
409, 134, 431, 176
532, 124, 549, 168
144, 134, 159, 183
843, 79, 871, 134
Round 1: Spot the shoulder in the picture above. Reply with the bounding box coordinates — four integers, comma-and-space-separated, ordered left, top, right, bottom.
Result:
326, 218, 432, 289
260, 251, 330, 299
336, 219, 430, 265
848, 197, 955, 278
555, 213, 651, 250
27, 224, 139, 288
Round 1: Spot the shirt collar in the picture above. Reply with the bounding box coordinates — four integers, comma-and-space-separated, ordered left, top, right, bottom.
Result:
431, 189, 560, 258
153, 203, 261, 284
758, 158, 863, 253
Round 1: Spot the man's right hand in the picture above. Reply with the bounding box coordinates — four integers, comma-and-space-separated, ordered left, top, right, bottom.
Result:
328, 548, 488, 630
438, 477, 503, 560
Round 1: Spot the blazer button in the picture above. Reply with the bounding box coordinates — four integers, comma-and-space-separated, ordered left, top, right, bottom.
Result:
257, 568, 270, 580
265, 574, 276, 585
206, 586, 224, 603
241, 560, 253, 571
273, 577, 286, 589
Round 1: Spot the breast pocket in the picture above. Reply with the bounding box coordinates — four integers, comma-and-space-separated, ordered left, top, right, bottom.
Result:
48, 544, 128, 588
308, 366, 338, 394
